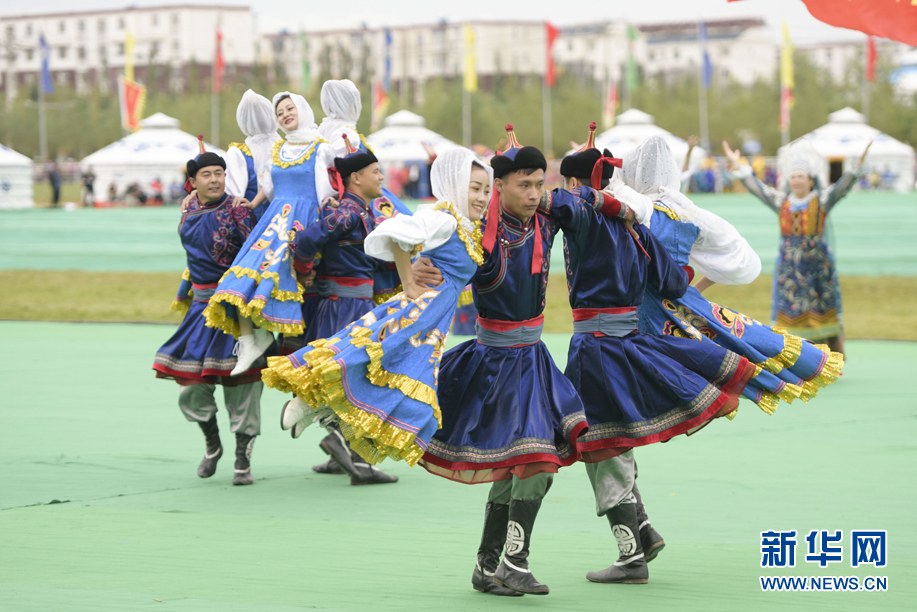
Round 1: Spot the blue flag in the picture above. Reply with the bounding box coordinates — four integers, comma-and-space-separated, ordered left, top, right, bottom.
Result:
698, 23, 712, 89
383, 29, 392, 92
39, 34, 54, 94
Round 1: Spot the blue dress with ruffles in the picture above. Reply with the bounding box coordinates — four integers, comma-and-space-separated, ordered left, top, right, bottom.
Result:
262, 206, 480, 466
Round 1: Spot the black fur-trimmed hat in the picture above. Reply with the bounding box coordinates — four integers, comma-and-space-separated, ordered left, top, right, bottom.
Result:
559, 122, 621, 188
490, 124, 547, 180
334, 134, 379, 180
186, 152, 226, 178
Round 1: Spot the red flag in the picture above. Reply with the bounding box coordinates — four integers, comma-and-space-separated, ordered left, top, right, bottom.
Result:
118, 76, 146, 132
214, 28, 225, 93
798, 0, 917, 46
545, 23, 560, 88
866, 36, 877, 83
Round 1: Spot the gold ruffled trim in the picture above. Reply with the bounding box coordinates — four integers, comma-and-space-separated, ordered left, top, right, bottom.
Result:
229, 142, 252, 157
219, 265, 305, 302
203, 293, 304, 338
458, 288, 474, 307
806, 344, 845, 392
348, 326, 442, 428
181, 268, 191, 281
359, 133, 374, 154
170, 299, 191, 317
756, 392, 779, 416
756, 328, 804, 375
433, 201, 484, 265
373, 286, 403, 306
724, 409, 738, 421
653, 203, 681, 221
261, 343, 427, 466
271, 138, 325, 169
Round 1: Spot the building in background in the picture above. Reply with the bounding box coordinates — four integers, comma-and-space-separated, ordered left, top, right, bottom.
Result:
261, 21, 548, 105
0, 5, 255, 97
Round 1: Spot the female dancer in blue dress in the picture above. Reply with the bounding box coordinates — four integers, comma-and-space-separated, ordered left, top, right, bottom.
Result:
204, 92, 337, 375
723, 139, 870, 354
262, 147, 491, 466
625, 137, 844, 416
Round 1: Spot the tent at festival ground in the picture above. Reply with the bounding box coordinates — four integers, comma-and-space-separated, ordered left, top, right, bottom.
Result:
0, 144, 34, 209
366, 110, 460, 198
366, 110, 460, 164
80, 113, 224, 205
779, 107, 916, 193
592, 108, 707, 171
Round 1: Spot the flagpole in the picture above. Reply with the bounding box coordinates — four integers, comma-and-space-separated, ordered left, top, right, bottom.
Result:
696, 22, 710, 152
542, 79, 552, 155
462, 87, 471, 147
38, 83, 48, 161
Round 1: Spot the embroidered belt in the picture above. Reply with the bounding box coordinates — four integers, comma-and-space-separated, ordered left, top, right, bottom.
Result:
316, 276, 374, 299
476, 315, 544, 347
571, 307, 638, 337
191, 282, 218, 302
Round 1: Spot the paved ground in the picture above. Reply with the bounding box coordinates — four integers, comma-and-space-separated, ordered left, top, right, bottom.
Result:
1, 321, 913, 610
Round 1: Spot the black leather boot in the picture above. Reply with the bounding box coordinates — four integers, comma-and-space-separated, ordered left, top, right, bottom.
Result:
197, 416, 222, 478
493, 499, 549, 595
319, 423, 358, 476
232, 433, 255, 486
472, 502, 523, 597
349, 453, 399, 485
633, 484, 665, 562
586, 503, 649, 584
312, 457, 345, 474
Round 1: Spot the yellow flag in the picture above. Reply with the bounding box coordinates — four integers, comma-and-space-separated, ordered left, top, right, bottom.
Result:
463, 24, 477, 93
780, 22, 794, 93
125, 30, 136, 82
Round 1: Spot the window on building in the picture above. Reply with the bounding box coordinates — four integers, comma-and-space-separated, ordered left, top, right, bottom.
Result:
25, 48, 34, 61
118, 42, 125, 56
78, 47, 85, 60
721, 46, 729, 57
152, 14, 158, 26
172, 40, 180, 52
78, 20, 85, 32
588, 41, 595, 51
649, 51, 655, 61
5, 25, 12, 39
59, 46, 67, 59
98, 19, 105, 33
99, 45, 106, 59
26, 23, 33, 35
568, 41, 573, 51
150, 41, 160, 57
59, 21, 66, 33
119, 18, 125, 29
172, 13, 180, 25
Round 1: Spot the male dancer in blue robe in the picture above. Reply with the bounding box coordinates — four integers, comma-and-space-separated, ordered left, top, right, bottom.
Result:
281, 135, 399, 485
423, 126, 645, 596
560, 124, 755, 584
153, 151, 265, 486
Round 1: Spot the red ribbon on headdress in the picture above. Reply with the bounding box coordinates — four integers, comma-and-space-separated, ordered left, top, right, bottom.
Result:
482, 187, 501, 255
327, 167, 345, 201
590, 155, 623, 190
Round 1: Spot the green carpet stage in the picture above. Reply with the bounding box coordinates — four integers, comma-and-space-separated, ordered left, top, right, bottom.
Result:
1, 321, 914, 610
1, 192, 915, 277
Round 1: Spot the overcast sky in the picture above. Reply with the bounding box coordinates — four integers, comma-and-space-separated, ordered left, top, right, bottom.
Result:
2, 0, 866, 45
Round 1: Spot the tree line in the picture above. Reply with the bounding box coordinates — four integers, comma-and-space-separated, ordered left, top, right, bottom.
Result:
1, 52, 913, 161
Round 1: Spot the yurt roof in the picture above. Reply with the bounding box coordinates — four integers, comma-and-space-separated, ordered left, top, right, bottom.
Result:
81, 113, 224, 167
0, 143, 33, 167
366, 110, 460, 163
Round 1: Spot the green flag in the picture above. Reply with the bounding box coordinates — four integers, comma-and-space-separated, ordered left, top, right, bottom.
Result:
299, 31, 311, 91
626, 24, 638, 93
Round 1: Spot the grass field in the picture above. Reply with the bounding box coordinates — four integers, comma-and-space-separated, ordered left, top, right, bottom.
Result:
2, 269, 916, 340
1, 321, 915, 611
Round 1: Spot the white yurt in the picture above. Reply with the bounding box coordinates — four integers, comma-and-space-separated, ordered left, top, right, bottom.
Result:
80, 113, 224, 204
779, 107, 915, 192
0, 144, 35, 209
365, 110, 460, 164
591, 109, 707, 171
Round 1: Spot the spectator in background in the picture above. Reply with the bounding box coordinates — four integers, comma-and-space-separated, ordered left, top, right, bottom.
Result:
751, 154, 766, 181
151, 177, 163, 203
81, 167, 95, 206
407, 162, 420, 198
49, 162, 62, 208
108, 183, 118, 203
169, 180, 183, 205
